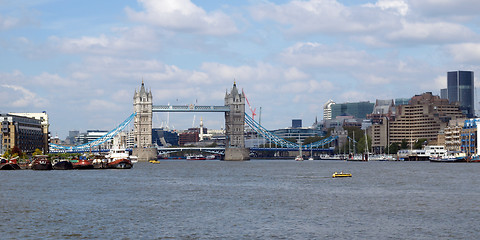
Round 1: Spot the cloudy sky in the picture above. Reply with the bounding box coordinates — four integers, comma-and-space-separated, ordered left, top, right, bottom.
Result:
1, 0, 480, 139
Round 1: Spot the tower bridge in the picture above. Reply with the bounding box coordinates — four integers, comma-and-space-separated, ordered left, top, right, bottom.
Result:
133, 81, 249, 161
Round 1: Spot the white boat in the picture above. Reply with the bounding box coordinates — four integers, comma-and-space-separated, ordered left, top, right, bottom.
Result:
295, 135, 303, 161
308, 145, 314, 160
106, 148, 137, 163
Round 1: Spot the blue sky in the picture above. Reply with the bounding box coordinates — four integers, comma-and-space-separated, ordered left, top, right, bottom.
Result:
1, 0, 480, 139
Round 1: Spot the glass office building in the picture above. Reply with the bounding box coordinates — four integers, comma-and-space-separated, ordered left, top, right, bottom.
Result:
447, 71, 474, 118
331, 101, 374, 119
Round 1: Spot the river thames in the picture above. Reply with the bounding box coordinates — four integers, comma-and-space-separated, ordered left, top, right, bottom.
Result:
1, 160, 480, 239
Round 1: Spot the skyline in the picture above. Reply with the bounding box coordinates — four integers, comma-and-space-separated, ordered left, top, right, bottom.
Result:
1, 0, 480, 139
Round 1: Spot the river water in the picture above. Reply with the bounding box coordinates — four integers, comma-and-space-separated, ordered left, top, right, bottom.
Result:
1, 160, 480, 239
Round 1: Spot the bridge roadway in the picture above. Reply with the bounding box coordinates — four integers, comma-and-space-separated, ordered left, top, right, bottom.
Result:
157, 147, 334, 154
153, 105, 230, 112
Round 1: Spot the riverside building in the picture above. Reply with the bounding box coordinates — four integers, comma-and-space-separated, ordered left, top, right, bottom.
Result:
369, 92, 465, 154
442, 119, 465, 152
9, 112, 49, 153
331, 101, 374, 120
461, 119, 480, 156
323, 99, 335, 120
1, 114, 44, 154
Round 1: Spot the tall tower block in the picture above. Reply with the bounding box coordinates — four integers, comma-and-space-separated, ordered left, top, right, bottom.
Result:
133, 81, 157, 161
224, 82, 250, 160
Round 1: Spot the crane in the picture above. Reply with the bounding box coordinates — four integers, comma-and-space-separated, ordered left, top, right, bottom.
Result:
242, 89, 257, 120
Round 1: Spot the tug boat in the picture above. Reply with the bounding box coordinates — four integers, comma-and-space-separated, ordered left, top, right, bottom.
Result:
105, 148, 133, 169
31, 155, 53, 170
332, 172, 352, 178
53, 160, 73, 170
107, 159, 133, 169
0, 158, 21, 170
72, 156, 94, 169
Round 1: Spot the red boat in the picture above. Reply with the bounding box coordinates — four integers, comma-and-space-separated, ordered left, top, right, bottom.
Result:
0, 158, 21, 170
106, 158, 132, 169
72, 157, 94, 169
186, 155, 206, 160
31, 155, 53, 170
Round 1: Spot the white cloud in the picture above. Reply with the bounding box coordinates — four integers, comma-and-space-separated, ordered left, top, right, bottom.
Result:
386, 20, 478, 44
364, 0, 409, 16
445, 43, 480, 63
86, 99, 123, 112
125, 0, 238, 36
250, 0, 400, 35
284, 67, 309, 81
0, 14, 20, 30
280, 42, 371, 68
33, 72, 77, 87
410, 0, 480, 19
49, 26, 160, 55
1, 84, 48, 108
251, 0, 480, 47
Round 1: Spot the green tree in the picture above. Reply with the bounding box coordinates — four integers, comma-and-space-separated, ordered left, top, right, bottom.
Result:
2, 149, 11, 159
303, 136, 324, 145
414, 138, 428, 149
387, 142, 399, 154
33, 148, 43, 156
284, 138, 297, 144
400, 139, 408, 149
356, 134, 372, 153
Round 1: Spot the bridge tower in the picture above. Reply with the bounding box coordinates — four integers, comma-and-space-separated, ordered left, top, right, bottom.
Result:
132, 81, 157, 161
224, 82, 250, 161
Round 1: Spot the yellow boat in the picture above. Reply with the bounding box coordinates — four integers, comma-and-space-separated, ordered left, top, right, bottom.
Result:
149, 160, 161, 164
332, 172, 352, 178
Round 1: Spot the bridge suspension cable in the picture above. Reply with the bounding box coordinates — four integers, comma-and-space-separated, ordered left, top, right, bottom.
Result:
245, 113, 297, 148
50, 112, 137, 152
245, 113, 338, 149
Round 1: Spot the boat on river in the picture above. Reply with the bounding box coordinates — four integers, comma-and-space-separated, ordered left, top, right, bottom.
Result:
53, 160, 73, 170
429, 156, 466, 163
0, 158, 21, 170
332, 172, 352, 178
31, 155, 53, 170
186, 155, 206, 160
295, 136, 304, 161
105, 148, 133, 169
72, 156, 94, 169
107, 159, 132, 169
295, 155, 304, 161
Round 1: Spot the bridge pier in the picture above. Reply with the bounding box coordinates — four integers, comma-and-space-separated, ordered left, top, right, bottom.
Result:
224, 148, 250, 161
133, 81, 157, 161
224, 83, 250, 161
133, 148, 157, 162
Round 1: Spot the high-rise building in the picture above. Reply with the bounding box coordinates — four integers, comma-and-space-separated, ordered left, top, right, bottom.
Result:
440, 88, 448, 99
447, 70, 474, 118
331, 101, 374, 119
394, 98, 411, 106
323, 99, 335, 120
292, 119, 302, 128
